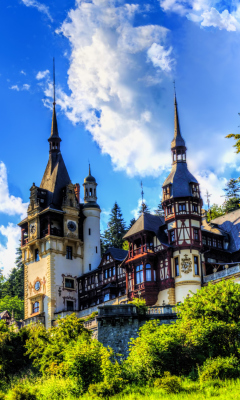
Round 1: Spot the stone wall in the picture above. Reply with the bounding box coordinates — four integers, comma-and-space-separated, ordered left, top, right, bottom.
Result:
97, 304, 176, 359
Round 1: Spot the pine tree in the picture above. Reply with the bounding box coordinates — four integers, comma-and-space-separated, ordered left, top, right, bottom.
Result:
138, 202, 150, 216
0, 242, 24, 300
128, 218, 136, 230
101, 202, 126, 253
223, 178, 240, 214
154, 201, 164, 217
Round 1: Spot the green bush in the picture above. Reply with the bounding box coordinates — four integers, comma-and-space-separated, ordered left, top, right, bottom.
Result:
0, 392, 5, 400
154, 372, 182, 393
38, 376, 80, 400
199, 356, 240, 382
8, 385, 36, 400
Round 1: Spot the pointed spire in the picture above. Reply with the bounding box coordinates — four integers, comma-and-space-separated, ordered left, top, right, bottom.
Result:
89, 163, 91, 176
171, 88, 185, 149
48, 58, 61, 150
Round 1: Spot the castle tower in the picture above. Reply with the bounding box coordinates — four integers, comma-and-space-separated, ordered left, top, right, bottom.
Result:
19, 64, 83, 328
162, 93, 202, 303
82, 165, 101, 274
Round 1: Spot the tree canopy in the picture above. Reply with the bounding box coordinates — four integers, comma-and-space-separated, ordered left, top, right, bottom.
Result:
101, 202, 126, 253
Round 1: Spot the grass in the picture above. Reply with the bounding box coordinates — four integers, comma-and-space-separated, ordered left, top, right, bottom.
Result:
3, 377, 240, 399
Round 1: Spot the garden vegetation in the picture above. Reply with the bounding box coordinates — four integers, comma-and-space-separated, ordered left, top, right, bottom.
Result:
1, 280, 240, 399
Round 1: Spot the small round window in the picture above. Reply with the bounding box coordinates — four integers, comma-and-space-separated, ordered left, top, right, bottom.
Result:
35, 281, 40, 291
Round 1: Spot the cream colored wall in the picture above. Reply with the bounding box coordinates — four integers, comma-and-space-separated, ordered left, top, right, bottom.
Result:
173, 249, 201, 303
83, 207, 101, 274
155, 288, 175, 306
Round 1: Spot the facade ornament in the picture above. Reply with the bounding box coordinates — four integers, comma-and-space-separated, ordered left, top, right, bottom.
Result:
181, 254, 192, 274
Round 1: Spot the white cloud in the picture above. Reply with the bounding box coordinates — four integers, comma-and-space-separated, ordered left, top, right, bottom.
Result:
0, 162, 28, 220
10, 85, 20, 91
159, 0, 240, 31
20, 70, 26, 75
0, 224, 21, 277
39, 0, 174, 177
36, 69, 50, 80
23, 84, 30, 90
20, 0, 53, 22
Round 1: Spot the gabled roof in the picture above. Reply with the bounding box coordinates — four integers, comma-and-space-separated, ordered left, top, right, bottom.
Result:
123, 213, 165, 239
104, 248, 128, 261
162, 162, 198, 197
211, 209, 240, 252
40, 152, 71, 209
0, 310, 9, 319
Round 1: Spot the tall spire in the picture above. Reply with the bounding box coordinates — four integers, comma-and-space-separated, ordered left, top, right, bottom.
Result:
171, 89, 185, 149
48, 58, 61, 151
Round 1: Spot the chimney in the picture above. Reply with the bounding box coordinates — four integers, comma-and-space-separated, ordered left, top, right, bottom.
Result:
74, 183, 80, 203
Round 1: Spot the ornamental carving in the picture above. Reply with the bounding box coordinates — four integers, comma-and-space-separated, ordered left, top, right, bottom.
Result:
181, 254, 192, 274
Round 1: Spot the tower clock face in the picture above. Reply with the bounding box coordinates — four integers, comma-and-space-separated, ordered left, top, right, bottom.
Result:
30, 224, 36, 234
67, 221, 77, 232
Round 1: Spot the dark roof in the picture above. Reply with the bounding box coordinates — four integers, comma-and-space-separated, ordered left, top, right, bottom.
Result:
84, 165, 96, 183
82, 202, 100, 210
40, 152, 71, 208
212, 209, 240, 252
123, 213, 165, 239
104, 248, 128, 261
162, 162, 198, 197
156, 226, 169, 247
171, 95, 186, 149
48, 104, 61, 141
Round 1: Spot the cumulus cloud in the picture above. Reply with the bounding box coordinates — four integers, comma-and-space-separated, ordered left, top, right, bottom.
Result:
36, 70, 50, 80
0, 224, 21, 276
10, 85, 20, 91
159, 0, 240, 31
20, 70, 26, 75
0, 162, 28, 220
39, 0, 174, 176
23, 84, 30, 90
10, 84, 30, 91
20, 0, 53, 22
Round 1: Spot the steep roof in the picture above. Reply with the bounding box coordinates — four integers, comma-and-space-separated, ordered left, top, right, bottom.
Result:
201, 217, 223, 236
104, 248, 128, 261
171, 95, 186, 149
123, 213, 165, 239
40, 152, 71, 208
162, 162, 198, 197
211, 209, 240, 252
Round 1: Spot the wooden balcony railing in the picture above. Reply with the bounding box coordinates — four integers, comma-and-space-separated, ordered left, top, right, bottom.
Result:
41, 228, 62, 237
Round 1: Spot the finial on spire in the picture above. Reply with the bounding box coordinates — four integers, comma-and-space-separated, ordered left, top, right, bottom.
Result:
89, 163, 91, 176
53, 57, 56, 106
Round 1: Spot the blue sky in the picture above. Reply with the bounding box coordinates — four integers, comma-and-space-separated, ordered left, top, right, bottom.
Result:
1, 0, 240, 275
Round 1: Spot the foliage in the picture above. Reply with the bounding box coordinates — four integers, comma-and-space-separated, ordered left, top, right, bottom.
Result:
101, 202, 126, 253
222, 178, 240, 213
37, 376, 80, 400
128, 297, 148, 314
8, 385, 36, 400
138, 202, 150, 215
154, 372, 182, 393
199, 356, 240, 382
154, 201, 164, 217
0, 321, 31, 382
25, 314, 90, 376
0, 243, 24, 300
207, 203, 225, 222
226, 130, 240, 154
128, 218, 136, 230
0, 296, 24, 320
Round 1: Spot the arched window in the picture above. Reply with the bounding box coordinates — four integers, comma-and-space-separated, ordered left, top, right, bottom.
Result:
94, 188, 96, 196
86, 189, 88, 196
175, 257, 179, 277
33, 301, 39, 313
136, 265, 143, 284
90, 188, 92, 196
146, 264, 151, 281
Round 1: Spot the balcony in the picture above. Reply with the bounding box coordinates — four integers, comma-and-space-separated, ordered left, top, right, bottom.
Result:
203, 264, 240, 283
147, 305, 176, 316
41, 227, 62, 237
130, 245, 154, 258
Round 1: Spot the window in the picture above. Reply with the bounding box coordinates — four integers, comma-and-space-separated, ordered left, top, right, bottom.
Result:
112, 267, 115, 276
194, 229, 199, 241
146, 264, 151, 281
108, 268, 112, 278
202, 236, 206, 245
89, 228, 91, 235
65, 278, 74, 289
167, 205, 172, 215
66, 246, 72, 260
104, 269, 108, 279
35, 249, 40, 262
128, 273, 132, 291
207, 237, 212, 246
104, 293, 110, 302
33, 301, 39, 313
153, 270, 156, 281
96, 246, 98, 253
194, 256, 199, 275
136, 265, 143, 284
213, 238, 217, 247
90, 188, 92, 196
179, 203, 186, 211
89, 264, 91, 271
193, 204, 198, 212
175, 258, 179, 277
66, 301, 74, 311
170, 230, 175, 243
218, 240, 222, 249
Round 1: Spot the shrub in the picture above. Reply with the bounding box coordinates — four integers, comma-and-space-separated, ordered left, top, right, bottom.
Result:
8, 385, 36, 400
38, 376, 80, 400
154, 372, 182, 393
199, 356, 240, 382
129, 298, 148, 314
0, 392, 5, 400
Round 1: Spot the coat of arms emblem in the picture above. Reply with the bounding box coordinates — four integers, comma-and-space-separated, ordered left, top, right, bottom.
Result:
181, 254, 192, 273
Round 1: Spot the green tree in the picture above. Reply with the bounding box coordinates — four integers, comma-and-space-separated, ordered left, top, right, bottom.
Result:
226, 125, 240, 153
0, 243, 24, 300
138, 202, 150, 215
0, 296, 24, 320
154, 201, 164, 217
207, 203, 225, 221
101, 202, 126, 253
128, 217, 136, 230
223, 178, 240, 213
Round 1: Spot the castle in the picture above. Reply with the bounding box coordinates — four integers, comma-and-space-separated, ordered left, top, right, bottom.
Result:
19, 86, 240, 327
